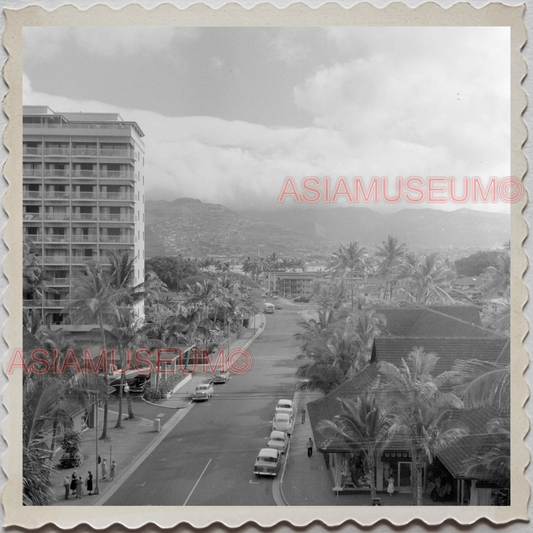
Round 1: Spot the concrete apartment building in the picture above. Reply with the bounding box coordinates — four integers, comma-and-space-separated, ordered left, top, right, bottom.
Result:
22, 105, 145, 325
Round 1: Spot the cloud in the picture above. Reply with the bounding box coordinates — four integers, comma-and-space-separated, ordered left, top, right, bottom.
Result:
24, 27, 196, 59
23, 26, 511, 218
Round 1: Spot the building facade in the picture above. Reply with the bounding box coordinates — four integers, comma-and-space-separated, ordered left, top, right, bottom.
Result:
22, 105, 145, 325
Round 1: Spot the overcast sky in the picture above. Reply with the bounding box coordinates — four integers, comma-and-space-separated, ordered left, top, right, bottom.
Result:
23, 26, 511, 212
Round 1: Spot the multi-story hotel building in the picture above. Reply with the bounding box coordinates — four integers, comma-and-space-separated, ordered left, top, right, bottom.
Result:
22, 105, 145, 325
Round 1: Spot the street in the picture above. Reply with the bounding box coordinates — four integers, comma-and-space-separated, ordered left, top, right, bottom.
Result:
105, 304, 304, 506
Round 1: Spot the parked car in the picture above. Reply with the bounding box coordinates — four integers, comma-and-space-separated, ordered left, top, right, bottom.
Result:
275, 399, 294, 417
293, 296, 310, 303
275, 303, 282, 310
192, 382, 214, 401
253, 448, 282, 476
213, 370, 230, 384
272, 413, 293, 434
129, 375, 150, 393
273, 295, 278, 300
267, 430, 289, 454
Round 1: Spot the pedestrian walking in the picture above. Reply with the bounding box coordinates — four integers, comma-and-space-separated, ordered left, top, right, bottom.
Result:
387, 475, 395, 497
70, 471, 78, 496
63, 476, 70, 500
307, 438, 313, 458
110, 460, 116, 481
101, 458, 108, 480
76, 476, 83, 499
86, 471, 93, 495
301, 408, 306, 424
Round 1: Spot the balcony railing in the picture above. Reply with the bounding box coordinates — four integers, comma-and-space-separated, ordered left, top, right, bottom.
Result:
99, 149, 134, 158
25, 122, 133, 131
99, 192, 135, 201
43, 256, 70, 264
42, 235, 70, 243
72, 148, 97, 156
49, 278, 70, 286
43, 169, 69, 177
23, 169, 43, 177
71, 255, 96, 264
99, 214, 134, 222
71, 213, 97, 221
42, 298, 70, 307
99, 235, 134, 244
24, 234, 42, 242
72, 170, 98, 178
43, 192, 70, 200
71, 192, 97, 200
43, 148, 70, 156
43, 213, 70, 221
71, 234, 97, 242
23, 147, 43, 156
23, 213, 42, 221
100, 170, 134, 180
23, 191, 42, 199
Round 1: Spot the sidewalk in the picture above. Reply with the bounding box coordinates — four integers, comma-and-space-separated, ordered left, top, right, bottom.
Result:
281, 393, 442, 506
51, 313, 266, 506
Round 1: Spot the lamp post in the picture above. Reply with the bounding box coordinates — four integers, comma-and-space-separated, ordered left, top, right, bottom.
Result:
86, 389, 100, 495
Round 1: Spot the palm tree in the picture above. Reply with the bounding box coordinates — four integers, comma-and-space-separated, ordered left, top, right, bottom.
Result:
463, 417, 510, 487
379, 348, 465, 505
318, 393, 392, 502
329, 242, 367, 309
398, 253, 455, 304
449, 359, 510, 413
375, 236, 406, 300
67, 262, 123, 440
108, 309, 148, 426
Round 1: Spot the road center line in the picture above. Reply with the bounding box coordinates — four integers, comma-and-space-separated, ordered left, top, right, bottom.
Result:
183, 459, 212, 506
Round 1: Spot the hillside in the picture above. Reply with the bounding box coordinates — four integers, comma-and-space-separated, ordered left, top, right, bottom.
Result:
145, 199, 510, 258
145, 198, 330, 258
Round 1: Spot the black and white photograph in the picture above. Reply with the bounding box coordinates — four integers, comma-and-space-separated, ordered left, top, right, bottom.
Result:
1, 1, 530, 529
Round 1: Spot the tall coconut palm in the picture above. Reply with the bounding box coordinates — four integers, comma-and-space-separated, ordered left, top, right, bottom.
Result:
398, 253, 455, 304
483, 252, 511, 300
379, 348, 465, 505
449, 359, 510, 413
318, 393, 392, 502
329, 242, 367, 309
108, 309, 148, 426
375, 236, 406, 300
67, 262, 123, 440
463, 417, 510, 487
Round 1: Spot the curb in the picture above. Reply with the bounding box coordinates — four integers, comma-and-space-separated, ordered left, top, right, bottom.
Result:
90, 314, 268, 505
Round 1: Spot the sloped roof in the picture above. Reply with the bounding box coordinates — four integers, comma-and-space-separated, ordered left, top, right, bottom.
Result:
308, 364, 379, 452
437, 406, 506, 484
374, 308, 424, 335
427, 306, 481, 326
408, 308, 501, 339
373, 337, 509, 375
375, 306, 485, 337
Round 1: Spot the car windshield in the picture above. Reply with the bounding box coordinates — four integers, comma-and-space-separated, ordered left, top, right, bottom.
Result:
259, 456, 276, 463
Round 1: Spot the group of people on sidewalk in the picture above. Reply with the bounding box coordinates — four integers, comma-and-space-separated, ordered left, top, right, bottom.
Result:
63, 458, 117, 500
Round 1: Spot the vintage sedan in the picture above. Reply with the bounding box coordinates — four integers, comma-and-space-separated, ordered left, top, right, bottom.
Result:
275, 399, 294, 417
272, 413, 293, 435
192, 382, 214, 401
267, 430, 289, 454
275, 303, 282, 310
213, 370, 230, 384
253, 448, 282, 476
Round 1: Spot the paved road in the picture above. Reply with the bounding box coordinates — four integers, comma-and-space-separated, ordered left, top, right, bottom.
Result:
105, 304, 303, 506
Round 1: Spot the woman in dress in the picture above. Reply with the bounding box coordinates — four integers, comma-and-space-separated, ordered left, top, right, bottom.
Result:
76, 476, 83, 499
101, 458, 108, 480
70, 471, 78, 496
387, 475, 395, 497
86, 471, 93, 495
